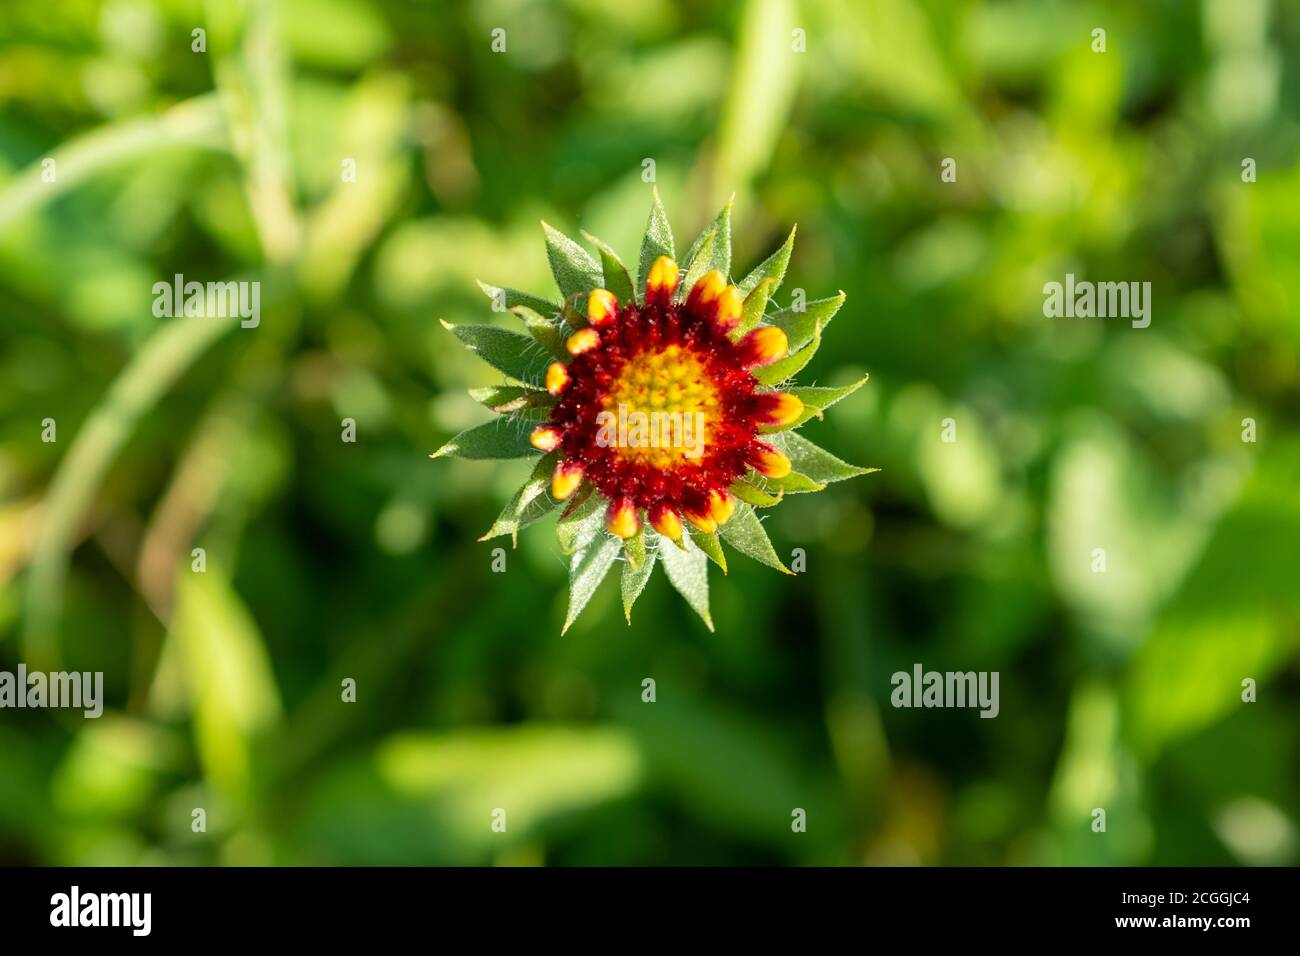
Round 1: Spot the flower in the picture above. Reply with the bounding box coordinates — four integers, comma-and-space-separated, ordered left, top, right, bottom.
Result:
534, 258, 802, 543
433, 190, 874, 632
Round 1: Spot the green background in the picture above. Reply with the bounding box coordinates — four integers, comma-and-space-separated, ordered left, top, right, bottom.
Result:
1, 0, 1298, 866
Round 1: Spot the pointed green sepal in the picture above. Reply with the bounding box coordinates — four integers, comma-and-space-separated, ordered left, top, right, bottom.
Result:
441, 319, 547, 386
687, 526, 728, 574
562, 533, 622, 634
764, 292, 846, 351
729, 479, 784, 508
467, 384, 554, 419
623, 523, 648, 571
556, 490, 604, 555
430, 418, 539, 460
679, 228, 717, 303
561, 291, 590, 329
542, 221, 603, 299
768, 431, 878, 483
637, 186, 675, 302
681, 195, 733, 281
719, 505, 792, 574
582, 231, 635, 306
479, 452, 560, 544
753, 330, 820, 386
658, 531, 713, 631
756, 469, 826, 494
476, 280, 559, 318
621, 538, 658, 624
778, 375, 869, 430
511, 305, 568, 360
737, 224, 796, 297
734, 276, 777, 338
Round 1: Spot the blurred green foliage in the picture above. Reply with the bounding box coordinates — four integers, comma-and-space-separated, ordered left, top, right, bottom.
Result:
1, 0, 1298, 866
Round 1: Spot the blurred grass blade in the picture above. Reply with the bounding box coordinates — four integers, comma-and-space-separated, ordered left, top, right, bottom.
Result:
24, 309, 246, 666
171, 568, 282, 806
213, 0, 302, 262
715, 0, 800, 193
0, 96, 228, 233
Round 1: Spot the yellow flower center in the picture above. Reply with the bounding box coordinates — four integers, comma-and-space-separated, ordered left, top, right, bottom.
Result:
599, 345, 719, 469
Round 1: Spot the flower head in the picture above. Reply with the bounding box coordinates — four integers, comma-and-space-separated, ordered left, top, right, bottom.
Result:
434, 190, 874, 632
537, 260, 803, 542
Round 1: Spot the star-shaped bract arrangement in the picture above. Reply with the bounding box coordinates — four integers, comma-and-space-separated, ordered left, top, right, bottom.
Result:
434, 191, 874, 632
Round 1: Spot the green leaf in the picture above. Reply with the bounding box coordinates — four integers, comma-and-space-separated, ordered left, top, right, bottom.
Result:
730, 480, 783, 507
765, 292, 846, 351
542, 221, 603, 299
768, 431, 877, 483
441, 320, 547, 386
737, 224, 796, 296
476, 280, 559, 318
510, 305, 567, 360
720, 505, 791, 573
681, 196, 733, 280
637, 186, 674, 302
753, 330, 820, 386
479, 452, 560, 543
582, 231, 635, 306
556, 492, 605, 555
779, 375, 869, 429
621, 532, 658, 624
658, 532, 713, 631
687, 526, 728, 574
467, 384, 554, 419
735, 276, 776, 337
563, 533, 622, 633
430, 418, 538, 460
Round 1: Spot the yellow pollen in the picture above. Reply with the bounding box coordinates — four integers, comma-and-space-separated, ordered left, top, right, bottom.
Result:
599, 346, 718, 468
